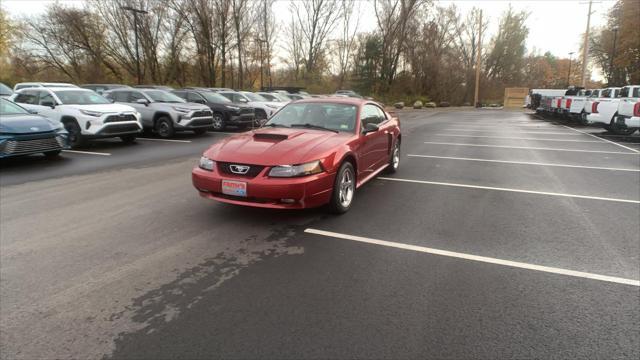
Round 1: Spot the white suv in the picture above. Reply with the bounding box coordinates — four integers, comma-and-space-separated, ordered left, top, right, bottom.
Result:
11, 87, 142, 147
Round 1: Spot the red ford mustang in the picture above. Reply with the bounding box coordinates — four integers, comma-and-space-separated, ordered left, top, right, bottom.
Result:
192, 98, 401, 213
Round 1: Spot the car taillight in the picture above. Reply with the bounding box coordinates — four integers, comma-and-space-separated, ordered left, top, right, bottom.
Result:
566, 99, 572, 108
592, 102, 599, 113
634, 102, 640, 117
557, 99, 562, 108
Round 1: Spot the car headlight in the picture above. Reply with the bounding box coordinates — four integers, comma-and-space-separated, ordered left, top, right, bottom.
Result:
268, 160, 323, 177
80, 109, 104, 117
225, 105, 240, 111
173, 107, 191, 113
199, 156, 215, 171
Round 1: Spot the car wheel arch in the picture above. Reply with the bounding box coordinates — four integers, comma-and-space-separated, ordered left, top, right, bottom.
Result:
153, 112, 172, 125
338, 153, 358, 179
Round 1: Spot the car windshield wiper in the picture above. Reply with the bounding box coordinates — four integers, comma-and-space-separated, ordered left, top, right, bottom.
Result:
290, 123, 339, 133
263, 123, 290, 128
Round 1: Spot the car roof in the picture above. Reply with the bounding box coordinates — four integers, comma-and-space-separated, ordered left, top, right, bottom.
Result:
44, 87, 92, 92
288, 97, 369, 106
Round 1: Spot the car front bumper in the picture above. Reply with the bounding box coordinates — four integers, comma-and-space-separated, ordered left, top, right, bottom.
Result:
227, 113, 255, 125
83, 112, 143, 137
0, 132, 68, 158
192, 167, 335, 209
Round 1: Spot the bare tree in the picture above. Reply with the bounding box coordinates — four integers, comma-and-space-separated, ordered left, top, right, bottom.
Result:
291, 0, 341, 79
374, 0, 427, 89
334, 0, 361, 89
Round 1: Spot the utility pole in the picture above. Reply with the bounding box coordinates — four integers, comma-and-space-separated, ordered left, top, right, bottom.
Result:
580, 0, 593, 87
567, 52, 574, 87
608, 25, 619, 86
474, 10, 482, 108
257, 38, 267, 90
121, 6, 148, 85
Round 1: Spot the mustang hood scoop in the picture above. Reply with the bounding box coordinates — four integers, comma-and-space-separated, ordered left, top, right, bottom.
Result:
253, 132, 290, 140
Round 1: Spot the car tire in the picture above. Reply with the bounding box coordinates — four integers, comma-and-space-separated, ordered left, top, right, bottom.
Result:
328, 161, 355, 214
255, 109, 267, 122
44, 150, 61, 158
120, 135, 137, 144
580, 111, 588, 126
155, 117, 175, 138
386, 141, 400, 174
63, 120, 85, 148
211, 113, 226, 131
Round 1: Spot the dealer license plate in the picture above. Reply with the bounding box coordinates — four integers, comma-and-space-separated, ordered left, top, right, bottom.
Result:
222, 180, 247, 197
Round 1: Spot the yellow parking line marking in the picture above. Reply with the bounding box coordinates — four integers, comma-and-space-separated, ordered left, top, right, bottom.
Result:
137, 138, 192, 143
377, 176, 640, 204
561, 125, 640, 154
407, 154, 640, 172
63, 150, 111, 156
432, 134, 602, 143
422, 141, 639, 155
304, 228, 640, 287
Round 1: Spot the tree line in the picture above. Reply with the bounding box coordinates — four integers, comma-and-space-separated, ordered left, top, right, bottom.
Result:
1, 0, 637, 105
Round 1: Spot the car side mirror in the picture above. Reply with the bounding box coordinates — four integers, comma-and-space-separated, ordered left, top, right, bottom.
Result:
238, 98, 248, 103
362, 122, 380, 133
136, 98, 149, 106
27, 109, 39, 114
41, 101, 55, 108
193, 99, 205, 104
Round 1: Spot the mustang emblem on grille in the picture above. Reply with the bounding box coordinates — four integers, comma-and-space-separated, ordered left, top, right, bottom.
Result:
230, 165, 250, 174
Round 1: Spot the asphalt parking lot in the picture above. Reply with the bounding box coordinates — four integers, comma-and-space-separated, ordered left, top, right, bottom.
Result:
1, 109, 639, 359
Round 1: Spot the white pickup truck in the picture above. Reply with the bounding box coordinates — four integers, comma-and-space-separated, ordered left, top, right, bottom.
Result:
532, 89, 566, 113
562, 89, 593, 120
613, 85, 640, 135
585, 87, 621, 129
579, 89, 603, 124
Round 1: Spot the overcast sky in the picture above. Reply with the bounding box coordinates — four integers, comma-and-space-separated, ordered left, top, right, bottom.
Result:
2, 0, 615, 79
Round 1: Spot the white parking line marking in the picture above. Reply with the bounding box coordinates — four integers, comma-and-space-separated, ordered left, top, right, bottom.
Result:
304, 228, 640, 287
63, 150, 111, 156
449, 129, 582, 135
407, 154, 640, 172
137, 138, 192, 143
562, 125, 640, 154
433, 134, 601, 143
422, 141, 639, 155
377, 177, 640, 204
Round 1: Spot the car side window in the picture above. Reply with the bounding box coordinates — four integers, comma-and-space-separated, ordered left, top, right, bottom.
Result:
187, 92, 205, 103
173, 91, 186, 99
129, 91, 146, 103
39, 91, 55, 106
220, 93, 233, 101
361, 104, 385, 128
14, 90, 39, 105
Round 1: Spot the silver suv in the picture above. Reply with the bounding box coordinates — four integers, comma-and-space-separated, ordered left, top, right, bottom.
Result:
104, 88, 213, 138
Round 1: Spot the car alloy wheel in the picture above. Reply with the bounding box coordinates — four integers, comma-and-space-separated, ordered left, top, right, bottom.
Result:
155, 117, 175, 138
392, 144, 400, 170
212, 113, 225, 130
338, 167, 354, 208
64, 121, 84, 148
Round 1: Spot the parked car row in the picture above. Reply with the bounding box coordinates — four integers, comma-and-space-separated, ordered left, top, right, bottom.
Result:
0, 81, 366, 159
530, 85, 640, 135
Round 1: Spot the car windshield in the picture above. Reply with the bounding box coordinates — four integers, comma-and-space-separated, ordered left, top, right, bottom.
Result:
0, 99, 28, 114
144, 90, 186, 103
259, 93, 278, 101
53, 90, 111, 105
265, 103, 357, 132
0, 83, 12, 95
243, 92, 267, 102
201, 92, 231, 103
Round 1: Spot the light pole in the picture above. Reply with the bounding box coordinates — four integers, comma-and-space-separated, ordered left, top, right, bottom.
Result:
121, 6, 148, 85
608, 25, 619, 86
567, 52, 574, 87
257, 38, 267, 90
